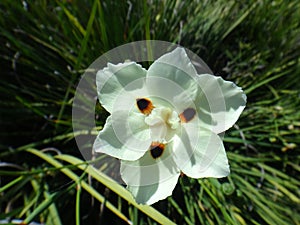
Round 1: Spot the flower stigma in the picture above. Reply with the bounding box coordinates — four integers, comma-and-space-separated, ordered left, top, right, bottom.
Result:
141, 104, 180, 159
135, 99, 182, 156
137, 100, 198, 159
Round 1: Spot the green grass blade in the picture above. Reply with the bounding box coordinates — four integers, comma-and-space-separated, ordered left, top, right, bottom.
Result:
54, 154, 177, 225
0, 176, 23, 193
26, 148, 132, 224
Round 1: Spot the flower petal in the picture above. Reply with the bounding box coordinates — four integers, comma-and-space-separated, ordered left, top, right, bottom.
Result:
127, 175, 179, 205
120, 143, 180, 204
96, 62, 147, 113
146, 48, 198, 111
148, 47, 198, 81
196, 74, 246, 133
93, 110, 151, 161
173, 122, 230, 178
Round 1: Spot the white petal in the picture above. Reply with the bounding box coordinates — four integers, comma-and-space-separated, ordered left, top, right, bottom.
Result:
96, 62, 147, 113
93, 111, 151, 161
148, 47, 198, 80
173, 123, 230, 178
120, 144, 180, 204
196, 74, 246, 133
146, 48, 198, 112
127, 175, 179, 205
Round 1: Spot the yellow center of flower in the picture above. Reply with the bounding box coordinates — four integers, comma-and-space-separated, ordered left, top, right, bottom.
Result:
144, 107, 180, 130
135, 97, 196, 158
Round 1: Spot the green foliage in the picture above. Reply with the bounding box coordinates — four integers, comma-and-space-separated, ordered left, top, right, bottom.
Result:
0, 0, 299, 224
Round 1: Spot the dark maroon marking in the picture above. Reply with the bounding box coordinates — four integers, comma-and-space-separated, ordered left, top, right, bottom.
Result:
137, 98, 150, 110
136, 98, 154, 115
150, 143, 165, 159
180, 108, 196, 123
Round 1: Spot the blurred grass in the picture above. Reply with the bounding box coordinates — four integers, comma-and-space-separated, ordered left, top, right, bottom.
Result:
0, 0, 299, 224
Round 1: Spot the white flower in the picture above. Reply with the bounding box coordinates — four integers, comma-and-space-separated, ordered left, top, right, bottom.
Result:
93, 47, 246, 205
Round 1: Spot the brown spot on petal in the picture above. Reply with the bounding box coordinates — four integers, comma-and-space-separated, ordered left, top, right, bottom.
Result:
150, 142, 165, 159
136, 98, 154, 115
179, 108, 196, 123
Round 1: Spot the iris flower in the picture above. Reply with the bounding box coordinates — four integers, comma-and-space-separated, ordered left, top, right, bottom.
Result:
94, 48, 246, 205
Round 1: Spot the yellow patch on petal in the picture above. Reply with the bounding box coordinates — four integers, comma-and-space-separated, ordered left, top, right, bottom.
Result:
179, 108, 196, 123
150, 142, 165, 159
136, 98, 154, 115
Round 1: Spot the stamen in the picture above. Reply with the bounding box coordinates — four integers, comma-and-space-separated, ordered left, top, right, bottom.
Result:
136, 98, 154, 115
